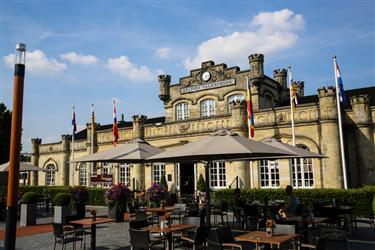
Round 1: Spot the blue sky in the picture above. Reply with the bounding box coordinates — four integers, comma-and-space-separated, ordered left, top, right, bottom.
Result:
1, 1, 374, 152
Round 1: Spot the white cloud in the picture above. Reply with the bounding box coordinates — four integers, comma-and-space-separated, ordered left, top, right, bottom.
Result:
4, 50, 66, 74
60, 52, 98, 65
106, 55, 153, 82
155, 47, 171, 59
184, 9, 305, 70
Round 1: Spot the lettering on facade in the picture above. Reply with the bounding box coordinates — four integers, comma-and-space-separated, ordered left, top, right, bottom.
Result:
180, 79, 235, 94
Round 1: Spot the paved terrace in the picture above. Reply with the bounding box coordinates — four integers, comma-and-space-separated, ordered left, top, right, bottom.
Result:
0, 206, 374, 250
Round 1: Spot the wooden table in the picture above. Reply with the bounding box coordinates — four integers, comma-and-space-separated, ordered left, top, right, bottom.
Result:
235, 230, 299, 250
146, 206, 176, 213
142, 224, 195, 250
70, 217, 115, 250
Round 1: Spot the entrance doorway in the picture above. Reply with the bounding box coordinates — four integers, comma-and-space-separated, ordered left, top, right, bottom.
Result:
179, 163, 195, 195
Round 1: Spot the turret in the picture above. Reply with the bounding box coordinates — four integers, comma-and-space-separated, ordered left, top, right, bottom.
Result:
317, 86, 338, 120
350, 95, 371, 125
273, 69, 287, 88
294, 81, 304, 97
158, 74, 171, 104
248, 54, 264, 79
132, 115, 147, 140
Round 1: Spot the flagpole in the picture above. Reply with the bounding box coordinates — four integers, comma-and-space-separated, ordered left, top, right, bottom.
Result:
246, 76, 253, 189
288, 66, 298, 188
334, 56, 348, 189
71, 106, 75, 186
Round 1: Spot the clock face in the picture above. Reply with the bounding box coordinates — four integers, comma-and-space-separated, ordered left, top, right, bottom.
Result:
202, 71, 211, 82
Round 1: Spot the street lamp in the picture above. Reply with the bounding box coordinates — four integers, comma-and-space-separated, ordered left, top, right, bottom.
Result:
5, 43, 26, 250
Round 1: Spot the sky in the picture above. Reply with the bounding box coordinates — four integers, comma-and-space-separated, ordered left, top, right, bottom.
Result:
1, 0, 374, 153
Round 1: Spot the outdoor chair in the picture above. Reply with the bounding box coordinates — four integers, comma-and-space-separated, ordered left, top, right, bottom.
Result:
209, 226, 255, 250
171, 203, 187, 224
129, 219, 149, 229
52, 223, 84, 250
271, 224, 298, 250
207, 239, 224, 250
212, 201, 229, 225
128, 228, 166, 250
352, 211, 375, 229
174, 225, 210, 250
66, 215, 91, 248
300, 236, 327, 250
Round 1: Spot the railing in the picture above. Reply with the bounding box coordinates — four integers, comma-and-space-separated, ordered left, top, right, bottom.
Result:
228, 176, 245, 189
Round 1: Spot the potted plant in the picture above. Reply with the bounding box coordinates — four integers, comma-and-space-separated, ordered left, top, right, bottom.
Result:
105, 184, 131, 222
196, 174, 206, 204
146, 182, 167, 208
69, 186, 89, 219
159, 174, 168, 189
20, 192, 41, 226
53, 193, 73, 225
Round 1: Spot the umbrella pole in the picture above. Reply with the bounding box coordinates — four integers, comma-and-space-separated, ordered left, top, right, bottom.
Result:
205, 161, 211, 226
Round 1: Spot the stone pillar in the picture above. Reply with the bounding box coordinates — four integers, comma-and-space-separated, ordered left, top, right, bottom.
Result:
273, 69, 287, 89
318, 87, 343, 188
30, 138, 41, 186
350, 95, 375, 185
229, 100, 250, 188
132, 115, 147, 190
158, 75, 171, 104
61, 135, 70, 186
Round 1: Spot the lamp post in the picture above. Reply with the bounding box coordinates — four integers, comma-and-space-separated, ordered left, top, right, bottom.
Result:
4, 43, 26, 250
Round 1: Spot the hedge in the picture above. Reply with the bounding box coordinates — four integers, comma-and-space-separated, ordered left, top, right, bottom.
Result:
214, 186, 375, 217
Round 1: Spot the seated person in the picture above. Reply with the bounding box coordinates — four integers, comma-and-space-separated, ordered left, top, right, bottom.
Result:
283, 185, 300, 216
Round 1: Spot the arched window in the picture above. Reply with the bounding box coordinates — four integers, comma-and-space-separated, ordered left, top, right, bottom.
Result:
201, 99, 216, 117
259, 160, 280, 188
176, 102, 189, 121
290, 144, 314, 188
209, 162, 226, 188
45, 164, 56, 186
227, 94, 244, 113
119, 163, 131, 186
79, 163, 87, 186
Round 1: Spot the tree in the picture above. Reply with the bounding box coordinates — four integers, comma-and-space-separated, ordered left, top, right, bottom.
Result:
0, 103, 12, 164
197, 174, 206, 192
159, 174, 168, 189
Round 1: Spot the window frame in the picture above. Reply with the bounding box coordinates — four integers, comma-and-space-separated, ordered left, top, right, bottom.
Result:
259, 160, 280, 188
119, 163, 131, 186
79, 163, 87, 186
176, 102, 189, 121
290, 144, 315, 188
45, 164, 56, 186
209, 162, 226, 189
201, 99, 216, 118
152, 163, 166, 184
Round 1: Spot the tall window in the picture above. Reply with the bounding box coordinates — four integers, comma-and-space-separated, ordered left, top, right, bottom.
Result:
176, 102, 189, 121
201, 99, 216, 117
45, 164, 56, 186
227, 94, 244, 113
102, 162, 113, 175
291, 145, 314, 188
152, 163, 166, 184
210, 162, 226, 188
259, 160, 280, 188
119, 163, 131, 186
79, 163, 87, 186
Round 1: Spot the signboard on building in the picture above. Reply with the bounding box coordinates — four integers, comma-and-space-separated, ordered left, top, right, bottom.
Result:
180, 78, 235, 94
90, 174, 113, 185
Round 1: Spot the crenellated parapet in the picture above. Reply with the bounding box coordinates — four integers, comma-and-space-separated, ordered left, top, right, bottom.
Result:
132, 115, 147, 139
294, 81, 304, 97
350, 94, 371, 126
273, 69, 287, 88
158, 74, 171, 104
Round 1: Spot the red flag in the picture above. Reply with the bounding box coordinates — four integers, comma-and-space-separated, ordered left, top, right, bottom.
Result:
246, 78, 254, 138
113, 100, 118, 145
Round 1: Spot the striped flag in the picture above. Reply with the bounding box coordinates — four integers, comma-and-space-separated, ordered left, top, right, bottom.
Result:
334, 57, 346, 103
246, 77, 255, 138
72, 106, 77, 135
288, 67, 298, 110
113, 100, 119, 145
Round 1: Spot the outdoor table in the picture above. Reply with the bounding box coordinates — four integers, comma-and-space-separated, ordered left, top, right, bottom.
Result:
146, 206, 176, 213
70, 217, 115, 250
282, 216, 328, 225
142, 224, 195, 250
234, 230, 299, 250
322, 205, 354, 213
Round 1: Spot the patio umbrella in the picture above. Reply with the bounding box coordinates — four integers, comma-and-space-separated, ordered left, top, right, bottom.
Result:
0, 162, 44, 172
259, 138, 326, 158
71, 138, 164, 163
146, 129, 297, 225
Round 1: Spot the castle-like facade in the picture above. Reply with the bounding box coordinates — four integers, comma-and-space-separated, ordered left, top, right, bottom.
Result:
29, 54, 375, 192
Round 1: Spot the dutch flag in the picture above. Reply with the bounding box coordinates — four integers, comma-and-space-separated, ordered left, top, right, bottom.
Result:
334, 57, 346, 104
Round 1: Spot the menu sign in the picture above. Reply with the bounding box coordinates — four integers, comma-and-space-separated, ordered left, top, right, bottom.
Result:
90, 174, 113, 185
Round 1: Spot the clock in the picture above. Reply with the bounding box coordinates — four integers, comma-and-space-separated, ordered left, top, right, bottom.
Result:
202, 71, 211, 82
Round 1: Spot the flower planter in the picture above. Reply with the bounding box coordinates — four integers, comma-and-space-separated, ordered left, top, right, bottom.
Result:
20, 203, 37, 226
54, 206, 71, 225
108, 204, 126, 222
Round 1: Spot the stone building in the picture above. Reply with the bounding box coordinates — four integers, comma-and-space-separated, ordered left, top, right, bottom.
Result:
30, 54, 375, 193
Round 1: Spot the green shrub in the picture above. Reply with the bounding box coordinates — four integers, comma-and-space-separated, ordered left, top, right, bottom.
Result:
159, 175, 167, 189
197, 174, 206, 192
214, 187, 375, 217
87, 187, 106, 206
54, 193, 73, 206
22, 192, 41, 204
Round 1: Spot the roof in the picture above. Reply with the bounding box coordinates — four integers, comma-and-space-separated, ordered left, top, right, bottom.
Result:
74, 116, 166, 141
279, 86, 375, 108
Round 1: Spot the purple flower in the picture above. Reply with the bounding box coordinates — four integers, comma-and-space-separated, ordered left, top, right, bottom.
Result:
105, 184, 131, 206
146, 182, 167, 202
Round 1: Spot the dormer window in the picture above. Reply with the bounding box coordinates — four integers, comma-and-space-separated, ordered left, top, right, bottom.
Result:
201, 99, 216, 117
176, 102, 189, 121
